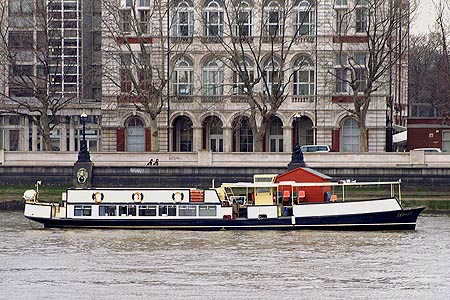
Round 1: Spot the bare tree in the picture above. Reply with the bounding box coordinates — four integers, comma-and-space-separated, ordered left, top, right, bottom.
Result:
0, 0, 75, 151
102, 0, 191, 152
331, 0, 412, 151
198, 0, 315, 152
408, 1, 450, 121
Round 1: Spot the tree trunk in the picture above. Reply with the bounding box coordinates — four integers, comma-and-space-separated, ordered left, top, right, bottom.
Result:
254, 118, 269, 152
358, 120, 368, 152
39, 115, 52, 151
149, 117, 160, 152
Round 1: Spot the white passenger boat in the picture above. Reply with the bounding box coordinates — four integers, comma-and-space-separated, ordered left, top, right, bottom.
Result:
23, 168, 424, 230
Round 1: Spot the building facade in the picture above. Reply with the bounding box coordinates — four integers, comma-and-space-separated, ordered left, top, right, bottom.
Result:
0, 0, 408, 153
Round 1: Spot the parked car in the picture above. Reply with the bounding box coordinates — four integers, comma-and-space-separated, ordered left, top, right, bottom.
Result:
412, 148, 442, 152
300, 145, 331, 153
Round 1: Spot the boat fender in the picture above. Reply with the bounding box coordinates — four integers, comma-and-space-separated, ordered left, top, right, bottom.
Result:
92, 192, 104, 204
132, 192, 144, 203
172, 192, 184, 203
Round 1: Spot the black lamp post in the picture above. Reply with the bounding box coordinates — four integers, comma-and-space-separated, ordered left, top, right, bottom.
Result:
77, 113, 91, 163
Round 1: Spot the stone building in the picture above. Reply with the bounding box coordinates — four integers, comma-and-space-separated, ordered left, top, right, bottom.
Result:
0, 0, 408, 153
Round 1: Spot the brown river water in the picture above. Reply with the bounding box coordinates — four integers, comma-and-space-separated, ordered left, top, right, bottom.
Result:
0, 211, 449, 300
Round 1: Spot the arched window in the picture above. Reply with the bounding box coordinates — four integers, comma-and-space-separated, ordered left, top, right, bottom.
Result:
174, 116, 193, 151
173, 1, 194, 37
342, 118, 360, 152
173, 56, 194, 95
234, 0, 253, 37
293, 116, 313, 147
202, 58, 224, 96
203, 0, 224, 37
263, 57, 283, 96
268, 117, 283, 152
294, 0, 315, 36
293, 56, 314, 96
126, 116, 145, 152
234, 117, 253, 152
203, 116, 223, 152
233, 57, 254, 95
263, 1, 284, 37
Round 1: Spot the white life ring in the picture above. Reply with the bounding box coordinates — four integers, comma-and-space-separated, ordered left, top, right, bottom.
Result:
172, 192, 184, 203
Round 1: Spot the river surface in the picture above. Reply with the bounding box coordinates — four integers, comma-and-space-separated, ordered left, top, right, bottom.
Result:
0, 211, 449, 300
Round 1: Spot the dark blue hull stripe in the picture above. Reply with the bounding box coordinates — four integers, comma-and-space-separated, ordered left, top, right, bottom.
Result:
27, 207, 425, 231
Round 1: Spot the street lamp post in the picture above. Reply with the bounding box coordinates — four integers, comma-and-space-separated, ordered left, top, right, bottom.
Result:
77, 113, 91, 163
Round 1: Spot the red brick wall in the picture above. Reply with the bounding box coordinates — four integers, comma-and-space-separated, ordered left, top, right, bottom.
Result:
407, 127, 442, 150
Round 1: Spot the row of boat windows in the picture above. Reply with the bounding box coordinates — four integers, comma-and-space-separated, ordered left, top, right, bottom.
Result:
73, 204, 217, 217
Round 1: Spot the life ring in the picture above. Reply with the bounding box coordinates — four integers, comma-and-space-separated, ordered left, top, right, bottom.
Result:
132, 192, 144, 203
92, 192, 104, 204
172, 192, 184, 203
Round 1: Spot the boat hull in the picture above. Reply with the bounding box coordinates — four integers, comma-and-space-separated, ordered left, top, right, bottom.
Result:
25, 207, 425, 231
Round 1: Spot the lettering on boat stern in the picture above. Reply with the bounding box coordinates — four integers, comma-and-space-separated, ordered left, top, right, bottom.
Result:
130, 168, 146, 174
397, 211, 413, 218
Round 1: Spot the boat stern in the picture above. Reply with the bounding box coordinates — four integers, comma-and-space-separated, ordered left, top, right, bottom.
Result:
24, 202, 53, 220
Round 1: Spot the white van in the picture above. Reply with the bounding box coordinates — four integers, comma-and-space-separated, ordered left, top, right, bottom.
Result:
300, 145, 331, 153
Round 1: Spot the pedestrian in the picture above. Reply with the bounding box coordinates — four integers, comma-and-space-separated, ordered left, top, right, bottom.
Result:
147, 158, 153, 166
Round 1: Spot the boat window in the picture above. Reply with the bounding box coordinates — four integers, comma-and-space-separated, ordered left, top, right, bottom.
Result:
139, 205, 157, 216
119, 205, 137, 216
199, 205, 217, 216
99, 205, 117, 216
179, 205, 196, 216
159, 205, 177, 216
74, 205, 92, 216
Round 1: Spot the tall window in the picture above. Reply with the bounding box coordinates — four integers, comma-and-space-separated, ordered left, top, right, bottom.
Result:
126, 117, 145, 152
264, 1, 284, 37
176, 117, 193, 152
203, 0, 224, 37
233, 58, 254, 94
173, 57, 194, 95
293, 56, 314, 96
205, 117, 223, 152
264, 58, 283, 96
202, 59, 224, 96
174, 1, 194, 37
237, 118, 253, 152
342, 118, 360, 152
335, 52, 347, 93
120, 9, 132, 33
334, 0, 347, 6
355, 7, 367, 33
120, 54, 132, 93
139, 9, 149, 34
294, 0, 315, 36
354, 53, 367, 92
269, 117, 283, 152
234, 1, 253, 37
140, 0, 150, 6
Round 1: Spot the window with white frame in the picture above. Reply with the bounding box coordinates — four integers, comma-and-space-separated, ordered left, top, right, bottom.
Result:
174, 1, 194, 37
353, 52, 367, 92
264, 1, 284, 37
294, 0, 315, 36
442, 130, 450, 152
233, 58, 254, 94
342, 118, 360, 152
139, 0, 150, 6
335, 68, 348, 93
234, 0, 253, 37
173, 57, 194, 95
264, 58, 283, 96
9, 0, 33, 15
203, 0, 224, 37
139, 9, 149, 34
355, 7, 367, 33
120, 9, 132, 33
237, 118, 253, 152
293, 56, 314, 96
202, 58, 224, 96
